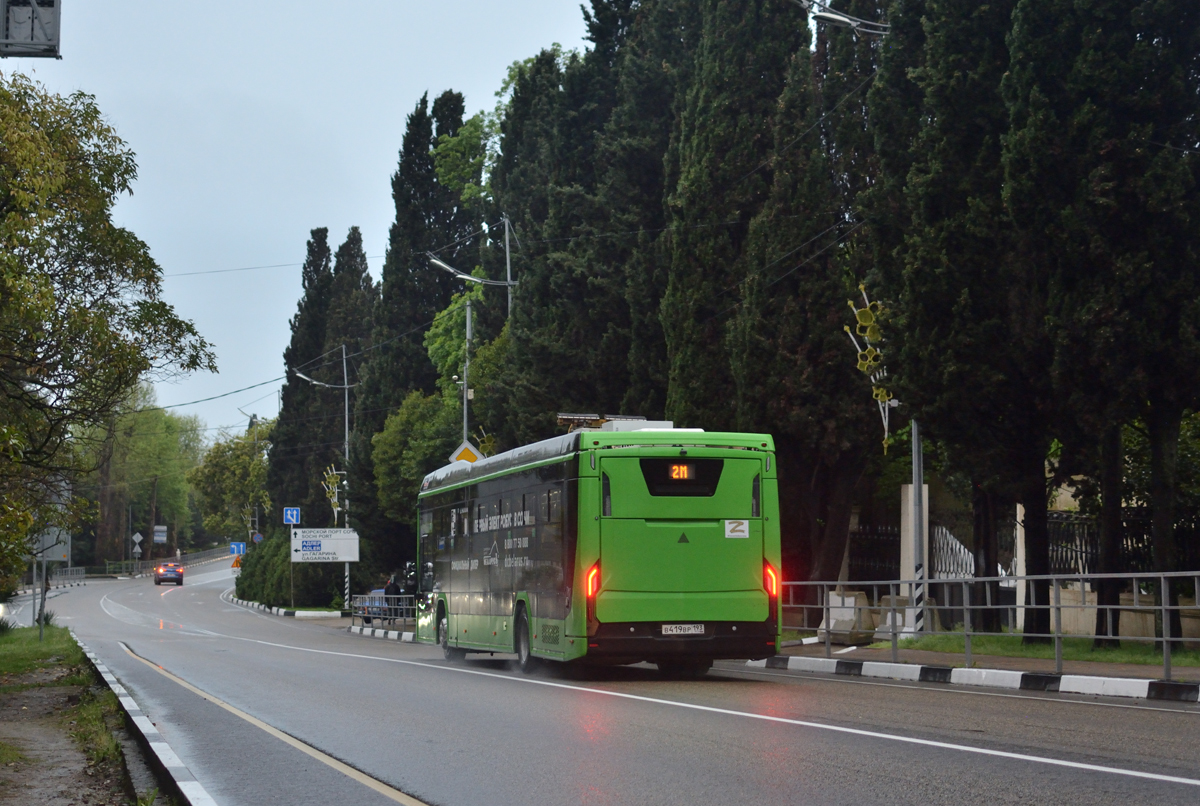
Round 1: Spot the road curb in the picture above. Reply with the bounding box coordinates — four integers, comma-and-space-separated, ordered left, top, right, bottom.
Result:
70, 632, 219, 806
227, 594, 348, 619
347, 624, 416, 642
746, 655, 1200, 702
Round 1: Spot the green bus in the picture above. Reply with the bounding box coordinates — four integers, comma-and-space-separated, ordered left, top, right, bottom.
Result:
414, 427, 781, 675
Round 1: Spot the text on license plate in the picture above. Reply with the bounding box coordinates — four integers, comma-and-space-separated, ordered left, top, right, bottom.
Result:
661, 623, 705, 636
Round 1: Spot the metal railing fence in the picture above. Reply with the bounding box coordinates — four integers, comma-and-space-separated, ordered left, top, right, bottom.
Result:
49, 566, 85, 582
350, 594, 416, 628
104, 545, 233, 577
784, 570, 1200, 681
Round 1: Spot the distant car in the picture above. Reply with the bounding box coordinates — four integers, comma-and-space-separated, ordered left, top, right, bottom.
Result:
154, 562, 184, 586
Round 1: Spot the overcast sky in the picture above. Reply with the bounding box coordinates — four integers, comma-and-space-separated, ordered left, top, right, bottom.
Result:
7, 1, 588, 435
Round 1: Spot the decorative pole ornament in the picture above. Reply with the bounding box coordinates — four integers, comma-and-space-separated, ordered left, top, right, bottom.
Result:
845, 285, 897, 453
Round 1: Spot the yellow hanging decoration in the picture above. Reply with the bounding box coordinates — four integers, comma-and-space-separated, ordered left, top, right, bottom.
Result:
845, 285, 895, 454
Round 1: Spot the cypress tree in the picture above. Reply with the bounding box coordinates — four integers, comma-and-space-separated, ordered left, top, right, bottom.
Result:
598, 0, 702, 418
267, 228, 334, 528
879, 0, 1066, 640
728, 6, 882, 584
352, 90, 472, 573
661, 0, 806, 431
1003, 0, 1200, 640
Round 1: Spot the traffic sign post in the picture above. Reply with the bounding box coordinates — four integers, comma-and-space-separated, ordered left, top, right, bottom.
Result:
291, 528, 359, 613
289, 529, 359, 562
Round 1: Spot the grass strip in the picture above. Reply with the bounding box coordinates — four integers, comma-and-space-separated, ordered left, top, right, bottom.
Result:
870, 631, 1200, 667
0, 739, 25, 764
67, 682, 124, 766
0, 624, 86, 681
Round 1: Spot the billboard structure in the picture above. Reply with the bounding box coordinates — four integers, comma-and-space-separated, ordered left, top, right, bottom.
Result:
0, 0, 60, 58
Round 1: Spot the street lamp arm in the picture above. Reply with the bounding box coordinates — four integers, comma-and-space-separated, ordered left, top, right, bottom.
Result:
292, 370, 358, 389
427, 254, 517, 288
792, 0, 889, 35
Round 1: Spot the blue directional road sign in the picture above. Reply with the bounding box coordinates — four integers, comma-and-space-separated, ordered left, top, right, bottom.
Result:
230, 542, 247, 555
283, 507, 301, 525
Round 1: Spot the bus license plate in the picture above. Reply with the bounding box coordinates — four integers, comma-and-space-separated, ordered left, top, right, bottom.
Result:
661, 624, 705, 636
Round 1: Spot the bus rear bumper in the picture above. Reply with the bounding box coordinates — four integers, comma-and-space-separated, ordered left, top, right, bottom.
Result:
584, 621, 777, 663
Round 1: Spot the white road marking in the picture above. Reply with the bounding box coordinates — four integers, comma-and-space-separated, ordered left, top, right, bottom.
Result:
727, 665, 1200, 715
119, 643, 429, 806
98, 579, 1200, 788
161, 632, 1200, 789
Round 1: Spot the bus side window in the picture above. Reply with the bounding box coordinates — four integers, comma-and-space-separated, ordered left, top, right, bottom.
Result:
540, 491, 549, 523
548, 488, 561, 523
420, 511, 432, 539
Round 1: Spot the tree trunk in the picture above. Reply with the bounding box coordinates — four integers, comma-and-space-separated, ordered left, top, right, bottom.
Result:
1020, 456, 1051, 644
1147, 397, 1183, 649
972, 482, 1000, 632
1094, 423, 1123, 649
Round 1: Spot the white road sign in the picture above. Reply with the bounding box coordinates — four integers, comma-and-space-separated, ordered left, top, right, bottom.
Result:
290, 529, 359, 563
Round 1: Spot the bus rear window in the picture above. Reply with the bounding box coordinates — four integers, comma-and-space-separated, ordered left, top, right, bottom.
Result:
639, 458, 724, 496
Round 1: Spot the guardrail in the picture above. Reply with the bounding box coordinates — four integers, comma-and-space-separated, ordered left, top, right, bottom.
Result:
784, 570, 1200, 681
50, 566, 86, 582
104, 545, 233, 577
349, 594, 416, 628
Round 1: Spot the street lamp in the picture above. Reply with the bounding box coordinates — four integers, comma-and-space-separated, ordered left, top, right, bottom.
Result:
427, 221, 519, 447
791, 0, 890, 36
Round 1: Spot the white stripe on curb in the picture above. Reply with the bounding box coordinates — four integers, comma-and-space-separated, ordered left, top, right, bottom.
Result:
1060, 675, 1151, 699
71, 632, 220, 806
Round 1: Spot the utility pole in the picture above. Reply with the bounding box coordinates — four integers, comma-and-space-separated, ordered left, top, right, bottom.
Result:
463, 300, 472, 443
342, 344, 351, 610
911, 420, 926, 633
503, 214, 513, 317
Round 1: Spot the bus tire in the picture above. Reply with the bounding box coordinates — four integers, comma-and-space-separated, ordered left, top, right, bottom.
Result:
440, 610, 465, 662
515, 608, 538, 674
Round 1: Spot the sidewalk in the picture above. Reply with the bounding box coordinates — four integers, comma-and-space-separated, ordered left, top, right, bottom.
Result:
783, 642, 1200, 683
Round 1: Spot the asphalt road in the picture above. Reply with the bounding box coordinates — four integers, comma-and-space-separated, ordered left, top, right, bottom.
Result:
43, 566, 1200, 805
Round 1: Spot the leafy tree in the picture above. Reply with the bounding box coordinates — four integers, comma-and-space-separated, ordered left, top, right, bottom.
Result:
0, 72, 213, 577
74, 385, 207, 563
188, 418, 272, 542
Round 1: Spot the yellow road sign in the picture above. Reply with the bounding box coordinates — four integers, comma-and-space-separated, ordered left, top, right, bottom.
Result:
449, 441, 481, 463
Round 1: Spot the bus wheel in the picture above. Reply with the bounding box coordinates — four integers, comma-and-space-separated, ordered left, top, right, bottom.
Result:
515, 609, 538, 674
440, 612, 464, 662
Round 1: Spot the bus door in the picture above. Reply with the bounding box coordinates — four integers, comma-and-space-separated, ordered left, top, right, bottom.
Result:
596, 456, 766, 622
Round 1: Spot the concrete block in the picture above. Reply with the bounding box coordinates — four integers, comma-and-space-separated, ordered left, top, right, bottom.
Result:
861, 662, 922, 681
1059, 675, 1150, 699
787, 656, 839, 674
950, 668, 1023, 689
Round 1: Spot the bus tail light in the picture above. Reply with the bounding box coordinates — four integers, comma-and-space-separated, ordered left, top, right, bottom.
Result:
586, 562, 600, 636
764, 561, 779, 624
